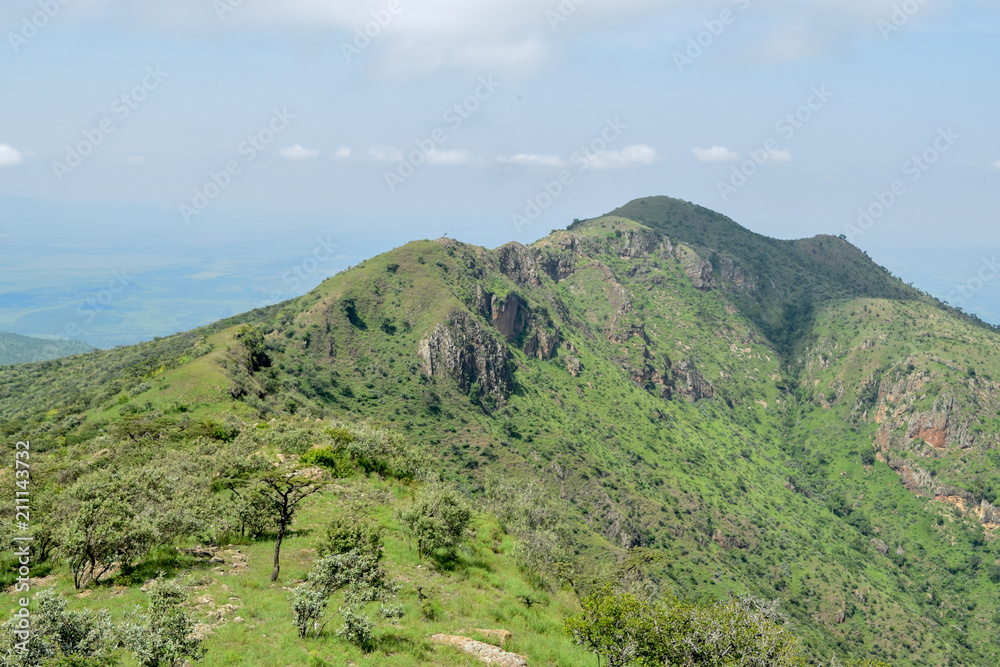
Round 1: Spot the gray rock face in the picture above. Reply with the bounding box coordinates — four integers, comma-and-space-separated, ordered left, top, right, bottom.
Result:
496, 242, 542, 287
418, 311, 513, 404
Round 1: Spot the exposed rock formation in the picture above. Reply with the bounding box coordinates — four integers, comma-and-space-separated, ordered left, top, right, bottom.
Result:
675, 244, 714, 290
431, 634, 528, 666
496, 242, 542, 287
418, 312, 514, 404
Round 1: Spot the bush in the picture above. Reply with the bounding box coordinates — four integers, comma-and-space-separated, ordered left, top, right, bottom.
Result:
0, 588, 117, 667
118, 577, 206, 667
299, 447, 354, 477
291, 549, 402, 650
988, 564, 1000, 584
565, 587, 804, 667
398, 484, 472, 560
316, 518, 382, 560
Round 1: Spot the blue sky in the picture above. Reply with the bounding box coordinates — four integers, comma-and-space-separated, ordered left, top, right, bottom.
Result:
1, 0, 999, 347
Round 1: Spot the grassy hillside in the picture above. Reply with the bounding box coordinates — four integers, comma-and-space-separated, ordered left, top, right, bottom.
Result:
3, 197, 1000, 665
0, 331, 92, 366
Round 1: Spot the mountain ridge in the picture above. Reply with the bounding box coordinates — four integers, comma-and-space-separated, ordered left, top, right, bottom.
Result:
3, 196, 1000, 665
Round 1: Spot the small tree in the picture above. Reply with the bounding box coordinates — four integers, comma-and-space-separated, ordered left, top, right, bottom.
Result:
258, 470, 324, 582
291, 548, 402, 650
62, 496, 154, 589
119, 577, 205, 667
398, 484, 471, 560
565, 588, 804, 667
565, 587, 656, 667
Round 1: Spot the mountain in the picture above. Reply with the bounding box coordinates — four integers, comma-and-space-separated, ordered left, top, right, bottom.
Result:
3, 196, 1000, 666
0, 330, 92, 365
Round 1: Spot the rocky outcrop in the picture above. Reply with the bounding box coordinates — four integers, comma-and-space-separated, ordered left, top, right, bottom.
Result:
674, 360, 714, 401
523, 328, 560, 361
496, 242, 542, 287
490, 293, 528, 341
431, 634, 528, 666
675, 244, 714, 290
418, 312, 514, 404
472, 286, 561, 360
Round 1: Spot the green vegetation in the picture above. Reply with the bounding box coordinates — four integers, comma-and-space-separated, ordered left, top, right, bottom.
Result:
4, 196, 1000, 664
0, 332, 92, 367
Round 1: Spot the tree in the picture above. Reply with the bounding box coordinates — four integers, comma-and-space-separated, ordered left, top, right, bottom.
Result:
565, 588, 655, 667
398, 484, 472, 560
118, 577, 205, 667
0, 588, 117, 667
988, 564, 1000, 584
565, 587, 805, 667
290, 548, 402, 650
62, 495, 154, 589
258, 469, 324, 582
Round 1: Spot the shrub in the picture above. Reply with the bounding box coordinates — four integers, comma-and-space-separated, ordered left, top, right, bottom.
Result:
118, 577, 206, 667
291, 549, 402, 650
299, 447, 353, 477
398, 484, 472, 560
0, 588, 117, 667
316, 518, 382, 560
565, 587, 804, 667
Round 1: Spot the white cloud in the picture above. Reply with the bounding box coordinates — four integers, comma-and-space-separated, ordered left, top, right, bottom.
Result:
692, 146, 740, 163
0, 144, 24, 167
280, 144, 320, 160
127, 155, 145, 164
582, 144, 657, 170
993, 161, 1000, 171
767, 148, 794, 163
61, 1, 954, 75
365, 147, 403, 162
426, 149, 474, 165
333, 147, 351, 160
499, 153, 567, 168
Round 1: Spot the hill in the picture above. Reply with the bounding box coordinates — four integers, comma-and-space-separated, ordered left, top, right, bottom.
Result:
3, 196, 1000, 666
0, 331, 92, 366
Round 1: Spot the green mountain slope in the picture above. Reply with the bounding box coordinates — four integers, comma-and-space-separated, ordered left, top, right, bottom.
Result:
0, 331, 92, 365
3, 197, 1000, 666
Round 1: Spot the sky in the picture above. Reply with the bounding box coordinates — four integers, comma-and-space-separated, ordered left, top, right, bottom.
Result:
0, 0, 998, 347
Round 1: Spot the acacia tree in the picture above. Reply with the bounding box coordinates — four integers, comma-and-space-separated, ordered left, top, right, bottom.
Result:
258, 469, 324, 582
